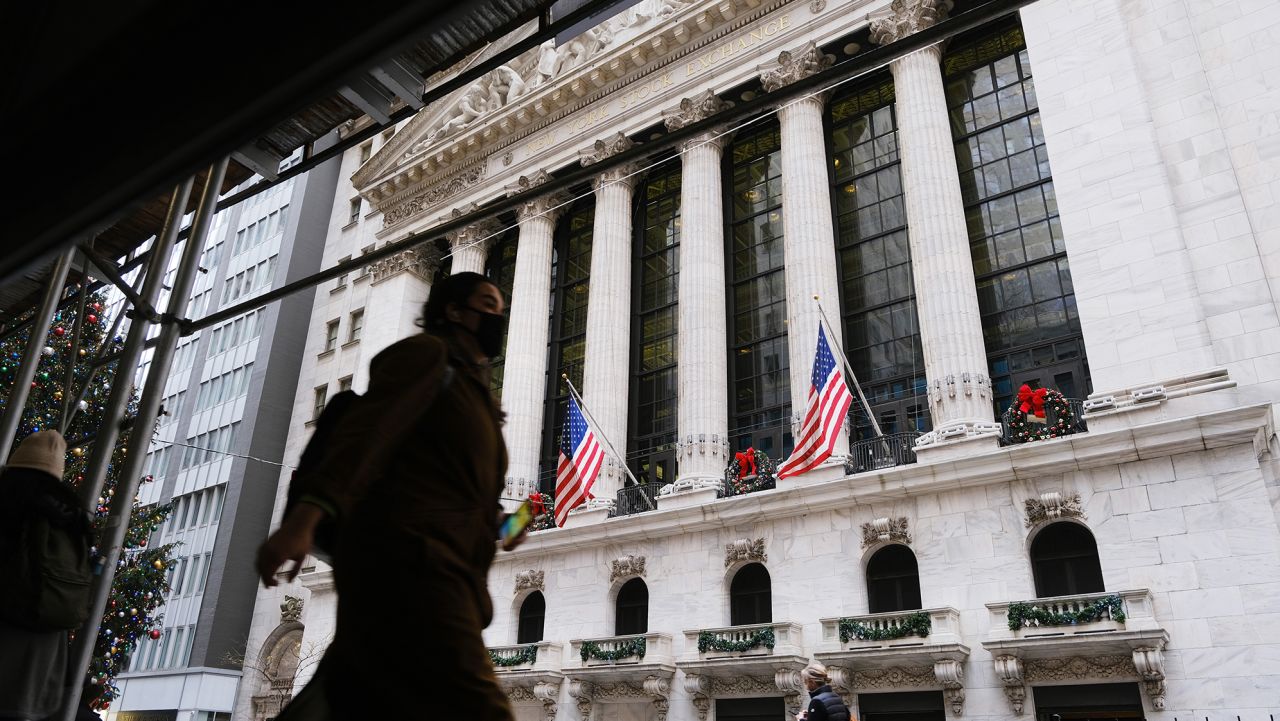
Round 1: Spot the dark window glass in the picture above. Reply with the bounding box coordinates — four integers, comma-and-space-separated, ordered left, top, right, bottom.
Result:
944, 25, 1090, 414
727, 122, 791, 460
729, 563, 772, 626
866, 544, 923, 613
630, 161, 680, 486
829, 79, 929, 439
615, 578, 649, 635
517, 591, 546, 643
1030, 523, 1105, 597
485, 226, 519, 399
540, 198, 595, 492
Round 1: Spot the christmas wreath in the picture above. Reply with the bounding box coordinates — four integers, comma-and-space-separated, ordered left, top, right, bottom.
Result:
1006, 384, 1075, 443
724, 447, 777, 495
527, 492, 555, 532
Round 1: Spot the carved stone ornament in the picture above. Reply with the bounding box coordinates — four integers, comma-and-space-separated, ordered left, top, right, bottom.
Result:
579, 131, 634, 167
1132, 646, 1168, 711
868, 0, 953, 46
610, 554, 647, 583
1024, 654, 1133, 683
684, 673, 712, 721
533, 680, 560, 721
725, 537, 767, 567
709, 675, 778, 696
861, 517, 912, 547
369, 244, 442, 283
514, 569, 545, 593
992, 655, 1025, 715
852, 666, 937, 690
810, 0, 827, 11
662, 90, 731, 131
567, 679, 594, 718
279, 595, 304, 622
1024, 491, 1085, 528
505, 170, 572, 223
508, 685, 538, 702
933, 659, 965, 715
381, 164, 485, 229
442, 203, 504, 250
761, 41, 835, 93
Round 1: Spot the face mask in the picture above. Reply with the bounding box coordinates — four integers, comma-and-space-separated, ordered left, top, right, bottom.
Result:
461, 305, 507, 358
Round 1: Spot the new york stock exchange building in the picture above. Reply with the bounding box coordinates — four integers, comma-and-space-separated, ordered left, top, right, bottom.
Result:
236, 0, 1280, 719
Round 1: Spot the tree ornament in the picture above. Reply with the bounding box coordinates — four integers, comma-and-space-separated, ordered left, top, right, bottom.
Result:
42, 346, 55, 356
53, 326, 66, 337
153, 560, 165, 570
93, 302, 103, 312
149, 629, 162, 640
72, 447, 85, 457
79, 400, 89, 411
87, 314, 98, 324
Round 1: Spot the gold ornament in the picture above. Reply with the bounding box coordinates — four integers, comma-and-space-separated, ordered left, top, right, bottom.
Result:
153, 560, 165, 570
72, 447, 85, 457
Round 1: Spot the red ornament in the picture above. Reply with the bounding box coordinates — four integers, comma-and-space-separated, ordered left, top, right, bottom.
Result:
87, 314, 98, 324
93, 302, 102, 312
149, 629, 162, 640
53, 326, 66, 337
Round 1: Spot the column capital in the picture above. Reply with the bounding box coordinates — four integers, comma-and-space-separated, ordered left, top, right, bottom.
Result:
760, 41, 835, 93
580, 132, 640, 191
441, 202, 503, 251
662, 89, 732, 131
505, 170, 572, 223
868, 0, 952, 46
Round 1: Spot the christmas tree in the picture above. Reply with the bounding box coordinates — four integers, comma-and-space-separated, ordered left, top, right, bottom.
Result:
0, 287, 178, 710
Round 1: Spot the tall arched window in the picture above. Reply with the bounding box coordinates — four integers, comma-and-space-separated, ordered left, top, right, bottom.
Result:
1030, 523, 1104, 597
517, 591, 546, 643
729, 563, 772, 626
615, 578, 649, 636
866, 544, 923, 613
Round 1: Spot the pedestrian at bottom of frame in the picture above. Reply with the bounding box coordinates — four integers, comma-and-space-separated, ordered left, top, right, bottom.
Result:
257, 272, 529, 720
797, 660, 853, 721
0, 430, 99, 721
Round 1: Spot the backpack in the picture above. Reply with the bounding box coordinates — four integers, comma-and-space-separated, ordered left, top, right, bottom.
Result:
0, 468, 94, 631
284, 367, 454, 560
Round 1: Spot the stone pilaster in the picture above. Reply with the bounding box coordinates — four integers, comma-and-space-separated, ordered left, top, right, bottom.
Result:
502, 171, 570, 502
761, 43, 850, 462
871, 0, 1001, 452
663, 91, 733, 484
443, 203, 502, 275
578, 132, 640, 504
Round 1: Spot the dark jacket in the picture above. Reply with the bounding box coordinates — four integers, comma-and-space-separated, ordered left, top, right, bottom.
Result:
806, 684, 852, 721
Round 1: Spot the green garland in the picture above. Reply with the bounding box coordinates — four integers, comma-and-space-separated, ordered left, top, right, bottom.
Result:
724, 450, 777, 495
489, 644, 539, 667
1007, 594, 1125, 631
1006, 388, 1076, 443
580, 637, 647, 662
838, 611, 931, 643
698, 627, 776, 653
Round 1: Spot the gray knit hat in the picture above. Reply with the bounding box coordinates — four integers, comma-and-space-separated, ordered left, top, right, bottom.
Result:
6, 430, 67, 480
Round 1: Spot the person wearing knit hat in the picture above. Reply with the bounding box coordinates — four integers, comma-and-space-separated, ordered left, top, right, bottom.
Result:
1, 429, 91, 721
797, 659, 852, 721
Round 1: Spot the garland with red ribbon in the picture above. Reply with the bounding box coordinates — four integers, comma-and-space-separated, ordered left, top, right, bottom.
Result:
527, 492, 555, 532
1006, 384, 1075, 443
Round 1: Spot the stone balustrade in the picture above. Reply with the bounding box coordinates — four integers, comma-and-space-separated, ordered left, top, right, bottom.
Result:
986, 589, 1157, 641
819, 607, 962, 651
567, 632, 674, 669
683, 622, 804, 660
488, 641, 563, 673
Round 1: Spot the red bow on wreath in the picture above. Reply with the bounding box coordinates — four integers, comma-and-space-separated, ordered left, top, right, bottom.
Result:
1017, 384, 1048, 418
528, 493, 546, 517
735, 447, 757, 479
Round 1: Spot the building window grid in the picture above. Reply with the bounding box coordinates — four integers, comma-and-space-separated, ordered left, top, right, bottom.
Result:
630, 161, 681, 486
828, 81, 930, 439
484, 228, 519, 399
944, 25, 1089, 411
324, 319, 340, 352
539, 199, 595, 493
726, 122, 791, 460
348, 309, 364, 343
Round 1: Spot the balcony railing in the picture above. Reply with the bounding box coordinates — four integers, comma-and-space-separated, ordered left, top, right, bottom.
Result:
684, 622, 803, 660
819, 607, 962, 651
1000, 397, 1088, 445
567, 632, 673, 668
986, 589, 1157, 641
487, 641, 562, 672
844, 432, 922, 475
612, 482, 663, 517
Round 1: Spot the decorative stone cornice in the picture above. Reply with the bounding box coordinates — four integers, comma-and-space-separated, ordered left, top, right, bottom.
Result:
852, 665, 937, 689
379, 164, 485, 230
868, 0, 953, 46
760, 41, 834, 92
514, 569, 545, 593
1024, 491, 1085, 528
505, 170, 572, 223
279, 596, 303, 623
861, 516, 911, 548
442, 203, 504, 249
610, 554, 647, 582
724, 537, 767, 567
662, 90, 732, 131
369, 244, 441, 283
579, 132, 634, 167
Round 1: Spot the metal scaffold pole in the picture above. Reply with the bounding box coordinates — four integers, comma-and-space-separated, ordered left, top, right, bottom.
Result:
0, 248, 76, 461
55, 174, 196, 720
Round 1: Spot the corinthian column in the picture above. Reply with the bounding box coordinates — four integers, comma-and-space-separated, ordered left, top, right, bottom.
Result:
444, 203, 501, 275
578, 132, 640, 504
761, 42, 849, 462
501, 171, 570, 502
871, 0, 1001, 450
662, 91, 732, 485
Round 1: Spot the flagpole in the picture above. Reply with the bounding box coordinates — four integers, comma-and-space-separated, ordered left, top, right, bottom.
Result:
813, 295, 884, 438
561, 374, 656, 511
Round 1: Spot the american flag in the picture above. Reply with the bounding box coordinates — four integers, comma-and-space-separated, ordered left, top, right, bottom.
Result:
554, 395, 603, 527
777, 324, 853, 479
